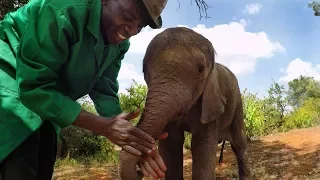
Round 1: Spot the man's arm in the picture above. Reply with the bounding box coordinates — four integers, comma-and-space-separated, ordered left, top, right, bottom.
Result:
89, 40, 130, 118
16, 3, 83, 128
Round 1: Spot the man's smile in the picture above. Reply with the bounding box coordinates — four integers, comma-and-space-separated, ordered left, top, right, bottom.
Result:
117, 32, 127, 40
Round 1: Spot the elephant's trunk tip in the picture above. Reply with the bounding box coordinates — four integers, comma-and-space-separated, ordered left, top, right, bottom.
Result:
118, 150, 143, 180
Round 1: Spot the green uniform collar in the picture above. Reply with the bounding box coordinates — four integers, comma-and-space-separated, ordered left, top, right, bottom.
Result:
86, 0, 103, 40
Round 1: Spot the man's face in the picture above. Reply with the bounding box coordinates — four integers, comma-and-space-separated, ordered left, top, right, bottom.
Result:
101, 0, 151, 45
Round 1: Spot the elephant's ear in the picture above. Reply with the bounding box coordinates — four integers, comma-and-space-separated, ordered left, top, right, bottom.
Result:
200, 66, 227, 124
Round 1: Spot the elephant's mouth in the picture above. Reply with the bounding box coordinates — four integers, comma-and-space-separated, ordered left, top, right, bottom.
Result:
136, 169, 143, 177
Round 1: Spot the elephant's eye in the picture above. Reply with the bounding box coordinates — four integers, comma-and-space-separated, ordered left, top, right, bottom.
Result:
198, 64, 205, 73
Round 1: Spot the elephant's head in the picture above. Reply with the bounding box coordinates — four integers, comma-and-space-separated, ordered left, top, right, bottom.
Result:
118, 27, 226, 180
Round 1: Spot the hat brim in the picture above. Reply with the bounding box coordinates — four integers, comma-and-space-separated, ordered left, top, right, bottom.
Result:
148, 16, 162, 29
141, 0, 163, 29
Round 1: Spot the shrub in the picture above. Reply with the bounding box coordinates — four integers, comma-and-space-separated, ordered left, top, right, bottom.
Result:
184, 132, 192, 150
283, 97, 320, 130
57, 126, 118, 164
242, 90, 265, 138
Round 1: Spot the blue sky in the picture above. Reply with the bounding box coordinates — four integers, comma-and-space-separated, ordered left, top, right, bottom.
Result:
118, 0, 320, 98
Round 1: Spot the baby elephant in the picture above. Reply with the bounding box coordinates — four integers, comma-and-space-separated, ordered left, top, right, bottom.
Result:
118, 27, 251, 180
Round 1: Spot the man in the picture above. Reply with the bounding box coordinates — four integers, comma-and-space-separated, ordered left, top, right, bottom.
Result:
0, 0, 168, 179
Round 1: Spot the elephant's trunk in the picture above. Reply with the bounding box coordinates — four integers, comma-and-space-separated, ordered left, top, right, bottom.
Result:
137, 86, 186, 136
118, 83, 191, 180
118, 150, 142, 180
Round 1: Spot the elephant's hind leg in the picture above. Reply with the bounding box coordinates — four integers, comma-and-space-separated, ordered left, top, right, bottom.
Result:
230, 108, 251, 179
230, 136, 251, 180
158, 121, 185, 180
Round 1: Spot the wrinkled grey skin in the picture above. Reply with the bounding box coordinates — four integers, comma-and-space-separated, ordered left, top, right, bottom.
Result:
118, 27, 251, 180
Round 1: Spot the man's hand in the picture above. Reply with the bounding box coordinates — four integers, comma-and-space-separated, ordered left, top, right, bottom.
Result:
72, 108, 168, 178
104, 108, 158, 156
138, 133, 168, 179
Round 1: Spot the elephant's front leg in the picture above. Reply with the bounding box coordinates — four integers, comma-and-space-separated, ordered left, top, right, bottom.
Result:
158, 121, 185, 180
191, 124, 218, 180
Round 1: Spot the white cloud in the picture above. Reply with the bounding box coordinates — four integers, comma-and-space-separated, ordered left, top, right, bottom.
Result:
118, 62, 145, 83
279, 58, 320, 82
126, 28, 165, 54
216, 54, 256, 75
239, 18, 252, 27
118, 62, 146, 93
242, 3, 263, 15
191, 23, 285, 58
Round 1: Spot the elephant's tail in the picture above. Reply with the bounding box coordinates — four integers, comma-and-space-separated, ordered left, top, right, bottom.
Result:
218, 140, 226, 164
118, 150, 143, 180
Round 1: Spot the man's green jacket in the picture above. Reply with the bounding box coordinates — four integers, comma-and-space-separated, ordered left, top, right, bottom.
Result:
0, 0, 130, 163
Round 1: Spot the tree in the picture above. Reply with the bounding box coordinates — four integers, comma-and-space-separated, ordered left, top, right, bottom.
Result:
188, 0, 211, 19
0, 0, 29, 19
309, 1, 320, 16
287, 75, 320, 108
264, 81, 289, 129
119, 80, 148, 125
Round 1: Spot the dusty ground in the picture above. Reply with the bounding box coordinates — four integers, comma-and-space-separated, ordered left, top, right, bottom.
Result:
53, 126, 320, 180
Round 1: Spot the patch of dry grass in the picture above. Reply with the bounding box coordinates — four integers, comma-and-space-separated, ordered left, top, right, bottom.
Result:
53, 126, 320, 180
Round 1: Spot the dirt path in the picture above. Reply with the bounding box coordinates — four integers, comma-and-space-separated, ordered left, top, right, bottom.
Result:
53, 126, 320, 180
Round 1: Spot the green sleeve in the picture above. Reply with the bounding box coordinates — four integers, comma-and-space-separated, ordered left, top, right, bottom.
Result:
15, 3, 82, 128
89, 40, 130, 118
